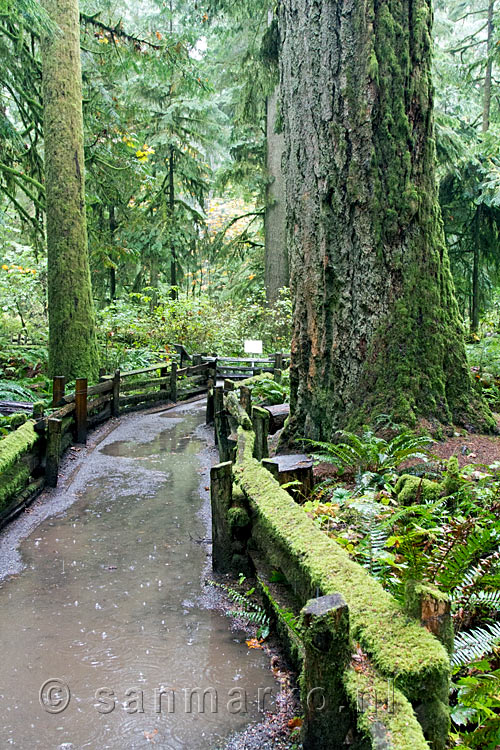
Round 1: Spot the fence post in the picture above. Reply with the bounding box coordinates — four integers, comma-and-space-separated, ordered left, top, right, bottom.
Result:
214, 385, 224, 417
160, 365, 168, 394
111, 369, 120, 417
193, 354, 202, 367
240, 385, 252, 416
300, 594, 351, 750
206, 378, 215, 425
210, 461, 234, 573
98, 367, 106, 380
214, 386, 230, 460
45, 418, 62, 488
252, 405, 270, 460
75, 378, 88, 444
274, 352, 284, 372
52, 376, 65, 407
404, 581, 453, 654
170, 363, 178, 402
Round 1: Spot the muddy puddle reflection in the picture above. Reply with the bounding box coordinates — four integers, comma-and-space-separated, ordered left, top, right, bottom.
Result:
0, 406, 277, 748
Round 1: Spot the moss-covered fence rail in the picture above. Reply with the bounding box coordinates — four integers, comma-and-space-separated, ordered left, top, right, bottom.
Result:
209, 385, 451, 750
0, 358, 215, 529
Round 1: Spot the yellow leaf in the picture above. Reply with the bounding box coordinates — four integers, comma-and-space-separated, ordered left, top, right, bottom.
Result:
246, 638, 264, 649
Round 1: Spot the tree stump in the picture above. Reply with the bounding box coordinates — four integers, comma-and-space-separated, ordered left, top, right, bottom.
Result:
262, 453, 313, 502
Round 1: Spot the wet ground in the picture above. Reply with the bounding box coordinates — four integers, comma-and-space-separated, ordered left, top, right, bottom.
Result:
0, 402, 278, 749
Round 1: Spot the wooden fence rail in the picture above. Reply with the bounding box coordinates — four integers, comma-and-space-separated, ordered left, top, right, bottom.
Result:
0, 347, 290, 527
0, 355, 218, 526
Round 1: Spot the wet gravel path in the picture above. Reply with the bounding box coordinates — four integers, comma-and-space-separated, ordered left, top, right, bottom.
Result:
0, 399, 301, 749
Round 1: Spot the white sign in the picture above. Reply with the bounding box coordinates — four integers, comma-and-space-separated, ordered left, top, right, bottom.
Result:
244, 339, 263, 355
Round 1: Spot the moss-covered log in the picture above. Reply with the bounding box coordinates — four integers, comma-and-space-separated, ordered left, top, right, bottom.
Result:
41, 0, 98, 380
278, 0, 493, 437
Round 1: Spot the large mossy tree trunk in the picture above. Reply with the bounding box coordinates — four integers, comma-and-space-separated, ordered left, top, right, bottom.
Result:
279, 0, 492, 439
41, 0, 98, 380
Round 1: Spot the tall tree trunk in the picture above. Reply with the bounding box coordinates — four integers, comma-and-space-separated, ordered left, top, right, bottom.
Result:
41, 0, 98, 380
265, 86, 289, 303
279, 0, 492, 439
471, 210, 480, 334
169, 145, 177, 299
470, 0, 495, 333
109, 205, 117, 301
482, 0, 495, 133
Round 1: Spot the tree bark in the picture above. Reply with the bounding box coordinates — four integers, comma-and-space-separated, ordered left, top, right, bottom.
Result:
482, 0, 495, 133
265, 86, 289, 303
471, 207, 481, 334
41, 0, 98, 380
109, 204, 117, 301
470, 0, 495, 334
169, 145, 177, 299
279, 0, 492, 438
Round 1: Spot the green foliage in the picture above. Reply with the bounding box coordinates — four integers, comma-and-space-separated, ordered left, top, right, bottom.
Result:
0, 380, 37, 402
206, 578, 270, 639
450, 659, 500, 750
247, 370, 290, 406
97, 290, 291, 371
303, 438, 500, 746
452, 624, 500, 668
307, 428, 432, 489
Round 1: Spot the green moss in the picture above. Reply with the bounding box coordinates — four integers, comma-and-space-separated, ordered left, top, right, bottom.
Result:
0, 462, 31, 510
394, 474, 441, 505
9, 412, 27, 429
415, 697, 450, 750
233, 428, 450, 705
0, 420, 39, 474
344, 667, 429, 750
441, 456, 462, 496
225, 391, 252, 430
227, 505, 250, 529
32, 401, 45, 418
238, 372, 275, 388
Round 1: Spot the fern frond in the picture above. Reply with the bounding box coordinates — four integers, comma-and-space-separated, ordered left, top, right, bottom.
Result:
452, 623, 500, 667
436, 528, 499, 592
0, 380, 36, 402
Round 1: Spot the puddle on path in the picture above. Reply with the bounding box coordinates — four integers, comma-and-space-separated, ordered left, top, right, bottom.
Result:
0, 406, 276, 749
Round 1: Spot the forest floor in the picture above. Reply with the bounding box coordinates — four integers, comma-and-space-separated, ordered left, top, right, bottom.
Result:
312, 423, 500, 482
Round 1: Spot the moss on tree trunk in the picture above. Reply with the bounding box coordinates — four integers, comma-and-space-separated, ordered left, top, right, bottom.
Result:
279, 0, 493, 438
41, 0, 98, 380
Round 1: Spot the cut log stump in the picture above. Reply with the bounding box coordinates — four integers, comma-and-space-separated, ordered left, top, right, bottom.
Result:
262, 453, 313, 502
263, 403, 290, 434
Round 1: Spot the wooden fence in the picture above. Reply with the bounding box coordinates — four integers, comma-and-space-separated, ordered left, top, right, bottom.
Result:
0, 358, 214, 528
209, 380, 451, 750
0, 347, 290, 527
202, 352, 290, 380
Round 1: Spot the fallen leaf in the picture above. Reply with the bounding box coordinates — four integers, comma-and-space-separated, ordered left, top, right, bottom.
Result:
245, 638, 264, 649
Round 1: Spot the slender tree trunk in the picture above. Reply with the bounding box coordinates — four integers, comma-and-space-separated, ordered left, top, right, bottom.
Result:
265, 86, 289, 303
470, 0, 495, 333
482, 0, 495, 133
41, 0, 98, 380
109, 205, 117, 301
279, 0, 492, 438
169, 145, 177, 299
471, 207, 481, 334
